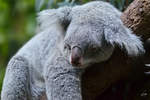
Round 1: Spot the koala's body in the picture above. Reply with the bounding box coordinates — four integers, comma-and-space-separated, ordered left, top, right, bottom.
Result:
1, 1, 144, 100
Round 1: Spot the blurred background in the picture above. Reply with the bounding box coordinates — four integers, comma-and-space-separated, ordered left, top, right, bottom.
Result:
0, 0, 133, 94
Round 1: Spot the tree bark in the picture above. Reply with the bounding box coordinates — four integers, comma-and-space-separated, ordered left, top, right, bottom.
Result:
82, 0, 150, 100
121, 0, 150, 40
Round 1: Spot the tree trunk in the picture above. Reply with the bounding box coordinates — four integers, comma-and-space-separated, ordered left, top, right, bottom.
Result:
121, 0, 150, 40
82, 0, 150, 100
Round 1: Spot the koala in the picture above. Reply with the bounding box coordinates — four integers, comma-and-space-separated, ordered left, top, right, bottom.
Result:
1, 1, 145, 100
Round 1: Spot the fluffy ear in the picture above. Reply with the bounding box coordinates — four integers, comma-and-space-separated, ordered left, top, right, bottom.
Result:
104, 24, 145, 56
37, 6, 72, 34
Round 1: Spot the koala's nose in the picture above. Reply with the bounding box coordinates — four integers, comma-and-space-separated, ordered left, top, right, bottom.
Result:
71, 46, 82, 66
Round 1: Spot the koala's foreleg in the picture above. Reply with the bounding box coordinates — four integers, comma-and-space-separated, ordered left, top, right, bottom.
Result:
45, 57, 83, 100
1, 56, 30, 100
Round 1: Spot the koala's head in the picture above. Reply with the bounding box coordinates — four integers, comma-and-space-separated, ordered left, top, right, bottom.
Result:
64, 22, 114, 67
38, 1, 145, 68
63, 1, 145, 68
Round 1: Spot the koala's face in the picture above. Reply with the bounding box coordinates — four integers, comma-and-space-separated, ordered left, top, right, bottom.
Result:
64, 23, 114, 68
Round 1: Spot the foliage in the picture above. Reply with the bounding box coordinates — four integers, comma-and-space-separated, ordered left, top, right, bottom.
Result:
0, 67, 5, 92
0, 0, 36, 94
0, 0, 133, 95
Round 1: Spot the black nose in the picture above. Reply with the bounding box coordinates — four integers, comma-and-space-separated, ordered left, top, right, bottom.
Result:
71, 56, 80, 66
71, 46, 82, 66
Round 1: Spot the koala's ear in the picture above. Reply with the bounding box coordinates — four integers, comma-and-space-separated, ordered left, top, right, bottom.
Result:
104, 24, 145, 56
37, 6, 72, 34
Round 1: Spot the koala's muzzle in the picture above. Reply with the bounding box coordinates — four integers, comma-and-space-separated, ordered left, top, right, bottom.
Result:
71, 46, 82, 66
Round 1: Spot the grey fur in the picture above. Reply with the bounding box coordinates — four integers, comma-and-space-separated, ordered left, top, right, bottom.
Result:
1, 1, 144, 100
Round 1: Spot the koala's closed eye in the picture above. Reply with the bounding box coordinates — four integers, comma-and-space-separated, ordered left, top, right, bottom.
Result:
64, 44, 71, 50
